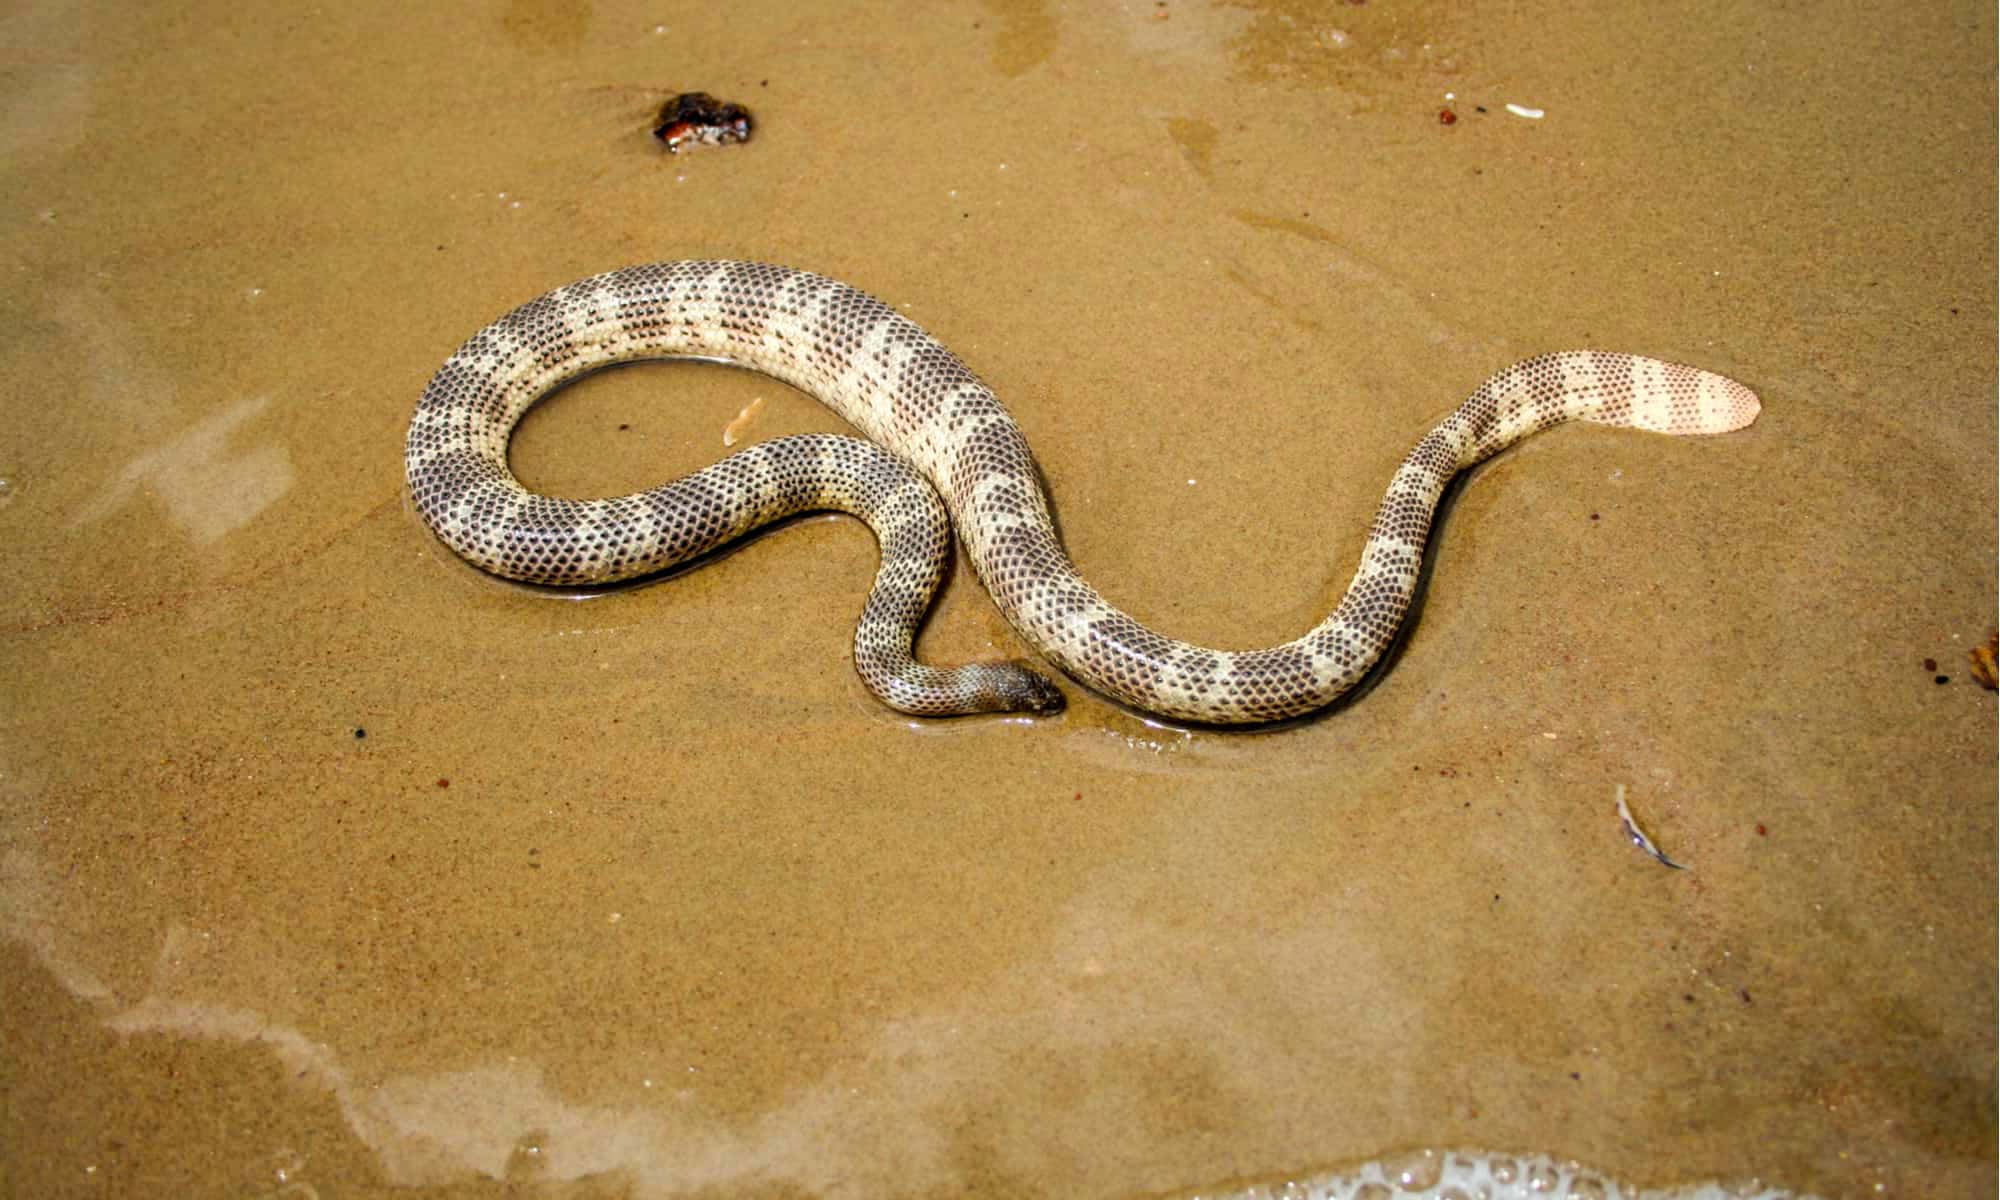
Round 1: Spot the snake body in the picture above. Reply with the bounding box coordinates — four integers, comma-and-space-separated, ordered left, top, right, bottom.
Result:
405, 260, 1759, 724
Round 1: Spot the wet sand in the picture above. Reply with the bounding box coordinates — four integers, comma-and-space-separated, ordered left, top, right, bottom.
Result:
2, 2, 1993, 1197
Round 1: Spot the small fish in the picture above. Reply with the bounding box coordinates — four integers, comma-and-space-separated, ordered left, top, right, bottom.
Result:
1616, 784, 1686, 870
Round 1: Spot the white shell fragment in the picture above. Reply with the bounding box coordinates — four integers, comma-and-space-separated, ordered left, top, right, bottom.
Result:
1616, 783, 1686, 870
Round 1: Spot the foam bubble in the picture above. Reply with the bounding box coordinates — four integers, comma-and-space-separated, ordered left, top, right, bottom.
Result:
1173, 1148, 1816, 1200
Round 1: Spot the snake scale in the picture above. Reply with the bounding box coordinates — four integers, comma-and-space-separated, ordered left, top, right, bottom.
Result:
405, 260, 1759, 724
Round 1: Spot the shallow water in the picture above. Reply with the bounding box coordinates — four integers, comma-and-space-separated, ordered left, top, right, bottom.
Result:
1, 2, 1994, 1197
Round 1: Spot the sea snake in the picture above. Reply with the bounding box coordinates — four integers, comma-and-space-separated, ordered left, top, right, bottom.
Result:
404, 260, 1759, 724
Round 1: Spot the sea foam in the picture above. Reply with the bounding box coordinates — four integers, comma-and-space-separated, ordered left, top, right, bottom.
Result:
1174, 1147, 1816, 1200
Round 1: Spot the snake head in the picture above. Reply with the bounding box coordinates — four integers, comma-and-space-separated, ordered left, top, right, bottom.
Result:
995, 664, 1066, 716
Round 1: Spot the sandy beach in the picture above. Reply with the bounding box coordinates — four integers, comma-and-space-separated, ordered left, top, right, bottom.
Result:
1, 2, 1993, 1196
